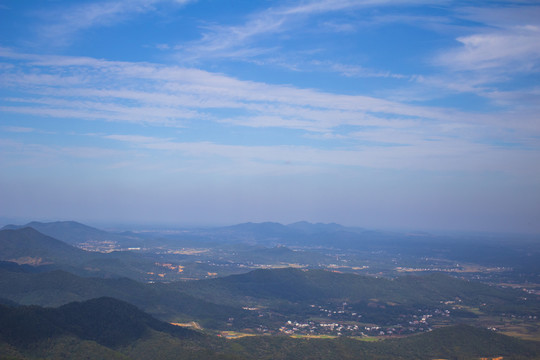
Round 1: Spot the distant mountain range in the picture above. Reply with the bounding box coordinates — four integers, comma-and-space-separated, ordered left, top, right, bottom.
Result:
3, 219, 540, 281
4, 220, 538, 264
1, 221, 146, 248
1, 222, 540, 358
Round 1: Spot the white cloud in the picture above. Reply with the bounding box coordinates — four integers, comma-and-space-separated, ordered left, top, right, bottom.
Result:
35, 0, 195, 46
375, 5, 540, 111
0, 50, 459, 130
176, 0, 440, 61
99, 132, 540, 176
1, 48, 539, 177
327, 62, 408, 79
432, 4, 540, 77
319, 21, 357, 33
438, 25, 540, 72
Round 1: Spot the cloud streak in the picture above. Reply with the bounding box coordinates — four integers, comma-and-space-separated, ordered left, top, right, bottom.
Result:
98, 133, 540, 176
1, 48, 537, 157
0, 50, 454, 127
175, 0, 441, 61
35, 0, 195, 46
437, 25, 540, 72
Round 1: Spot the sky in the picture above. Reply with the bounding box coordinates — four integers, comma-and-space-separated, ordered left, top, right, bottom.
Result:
0, 0, 539, 233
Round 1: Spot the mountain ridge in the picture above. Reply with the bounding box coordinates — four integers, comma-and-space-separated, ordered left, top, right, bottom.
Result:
1, 220, 144, 248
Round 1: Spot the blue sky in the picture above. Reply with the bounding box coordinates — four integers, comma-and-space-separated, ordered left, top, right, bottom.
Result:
1, 0, 539, 232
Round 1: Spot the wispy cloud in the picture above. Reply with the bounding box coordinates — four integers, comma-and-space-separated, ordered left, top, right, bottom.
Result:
35, 0, 194, 46
325, 62, 409, 79
1, 126, 36, 133
175, 0, 440, 61
1, 48, 538, 176
369, 4, 540, 113
100, 132, 540, 175
437, 25, 540, 72
1, 125, 55, 135
430, 5, 540, 85
0, 49, 458, 131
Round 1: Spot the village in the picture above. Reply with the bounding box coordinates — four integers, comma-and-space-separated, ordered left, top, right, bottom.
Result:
270, 303, 453, 337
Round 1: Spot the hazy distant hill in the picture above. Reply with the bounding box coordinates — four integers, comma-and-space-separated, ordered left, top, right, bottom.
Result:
1, 220, 145, 248
0, 228, 177, 280
0, 227, 127, 277
225, 221, 353, 235
0, 227, 89, 266
215, 222, 300, 243
5, 220, 538, 277
287, 221, 352, 233
188, 221, 413, 249
185, 221, 540, 276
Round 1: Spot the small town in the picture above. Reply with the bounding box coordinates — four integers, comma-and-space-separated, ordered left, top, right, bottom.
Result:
267, 303, 453, 337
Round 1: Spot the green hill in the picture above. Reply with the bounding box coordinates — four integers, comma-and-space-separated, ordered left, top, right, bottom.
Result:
0, 227, 88, 266
0, 297, 199, 347
181, 267, 528, 307
2, 299, 539, 360
232, 324, 540, 360
0, 263, 249, 328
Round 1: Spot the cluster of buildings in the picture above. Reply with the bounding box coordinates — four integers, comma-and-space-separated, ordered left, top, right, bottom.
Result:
277, 319, 437, 337
273, 303, 457, 337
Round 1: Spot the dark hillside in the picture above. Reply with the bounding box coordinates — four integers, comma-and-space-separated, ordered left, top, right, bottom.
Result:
0, 266, 249, 328
233, 324, 540, 359
380, 324, 540, 359
0, 228, 88, 264
2, 300, 539, 360
0, 297, 199, 347
181, 267, 530, 308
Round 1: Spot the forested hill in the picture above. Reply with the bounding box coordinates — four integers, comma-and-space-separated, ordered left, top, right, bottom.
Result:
1, 299, 539, 360
0, 297, 199, 347
179, 267, 527, 306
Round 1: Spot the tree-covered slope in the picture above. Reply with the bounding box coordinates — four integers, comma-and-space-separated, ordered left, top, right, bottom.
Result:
180, 267, 530, 307
2, 299, 539, 360
0, 263, 249, 328
0, 297, 198, 347
232, 325, 540, 360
